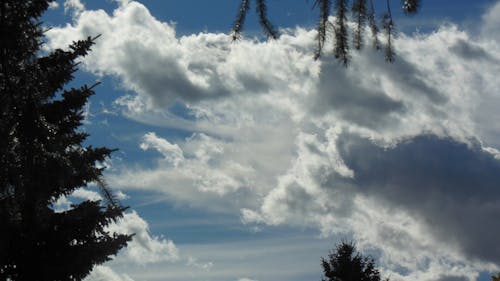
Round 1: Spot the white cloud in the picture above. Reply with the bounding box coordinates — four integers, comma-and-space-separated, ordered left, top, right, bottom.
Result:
140, 132, 184, 167
186, 256, 214, 272
52, 196, 72, 212
86, 211, 218, 281
48, 1, 59, 10
82, 101, 93, 125
110, 132, 265, 212
72, 188, 102, 202
85, 266, 135, 281
482, 1, 500, 40
112, 0, 131, 7
63, 0, 85, 17
106, 211, 179, 264
115, 190, 130, 200
52, 187, 102, 212
45, 1, 500, 281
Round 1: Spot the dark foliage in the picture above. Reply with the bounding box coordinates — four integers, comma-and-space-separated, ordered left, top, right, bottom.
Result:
402, 0, 420, 15
232, 0, 422, 64
322, 241, 383, 281
367, 0, 380, 50
232, 0, 250, 40
256, 0, 278, 39
352, 0, 367, 50
314, 0, 331, 60
382, 0, 395, 62
0, 1, 132, 280
333, 0, 350, 66
232, 0, 278, 40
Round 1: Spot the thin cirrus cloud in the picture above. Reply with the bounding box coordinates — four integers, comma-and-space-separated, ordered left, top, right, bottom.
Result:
45, 1, 500, 281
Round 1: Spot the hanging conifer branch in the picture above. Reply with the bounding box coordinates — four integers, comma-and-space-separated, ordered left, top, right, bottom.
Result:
314, 0, 332, 60
367, 0, 380, 50
334, 0, 350, 66
382, 0, 395, 62
95, 176, 120, 208
351, 0, 367, 50
232, 0, 278, 40
256, 0, 278, 39
232, 0, 250, 40
231, 0, 421, 64
402, 0, 420, 14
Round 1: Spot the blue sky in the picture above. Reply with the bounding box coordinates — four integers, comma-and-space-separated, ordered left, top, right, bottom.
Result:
43, 1, 500, 281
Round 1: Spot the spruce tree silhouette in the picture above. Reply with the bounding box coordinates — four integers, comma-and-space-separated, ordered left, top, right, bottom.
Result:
322, 242, 383, 281
0, 1, 132, 280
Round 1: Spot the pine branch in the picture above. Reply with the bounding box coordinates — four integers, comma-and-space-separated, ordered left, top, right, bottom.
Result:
314, 0, 331, 60
368, 0, 380, 50
256, 0, 278, 39
88, 81, 101, 90
230, 0, 421, 64
402, 0, 420, 14
352, 0, 367, 50
232, 0, 250, 40
95, 176, 120, 208
334, 0, 350, 66
382, 0, 395, 62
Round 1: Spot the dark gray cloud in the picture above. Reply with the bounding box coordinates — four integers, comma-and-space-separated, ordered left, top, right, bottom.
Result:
363, 51, 448, 105
449, 39, 496, 61
119, 42, 230, 106
314, 60, 406, 129
436, 275, 469, 281
337, 133, 500, 264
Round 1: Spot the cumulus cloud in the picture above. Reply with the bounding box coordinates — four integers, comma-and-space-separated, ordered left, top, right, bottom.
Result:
140, 132, 184, 167
110, 131, 270, 213
85, 210, 216, 280
115, 190, 130, 200
45, 1, 500, 281
48, 1, 59, 10
85, 266, 135, 281
72, 188, 102, 202
52, 190, 179, 272
482, 1, 500, 40
52, 187, 102, 212
106, 211, 179, 264
337, 134, 500, 264
63, 0, 85, 17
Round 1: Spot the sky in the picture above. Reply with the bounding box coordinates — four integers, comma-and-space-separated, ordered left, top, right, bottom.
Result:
41, 1, 500, 281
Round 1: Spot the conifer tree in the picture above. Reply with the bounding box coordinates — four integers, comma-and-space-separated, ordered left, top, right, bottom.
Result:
321, 241, 383, 281
0, 1, 132, 280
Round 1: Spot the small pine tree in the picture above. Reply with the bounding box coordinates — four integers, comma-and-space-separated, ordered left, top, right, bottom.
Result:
321, 241, 383, 281
0, 1, 132, 280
